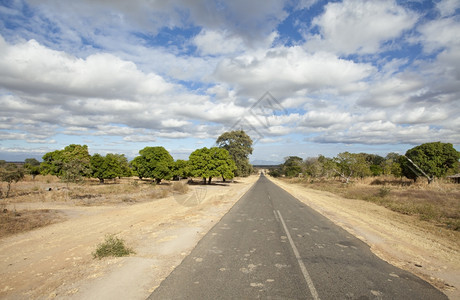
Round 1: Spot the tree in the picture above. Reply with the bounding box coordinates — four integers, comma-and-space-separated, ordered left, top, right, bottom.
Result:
90, 153, 123, 183
188, 147, 236, 184
401, 142, 460, 183
171, 160, 190, 180
113, 154, 132, 178
0, 163, 25, 198
216, 130, 253, 177
132, 147, 174, 183
41, 144, 91, 182
212, 147, 237, 182
282, 156, 303, 177
24, 158, 41, 179
333, 152, 371, 183
383, 153, 402, 177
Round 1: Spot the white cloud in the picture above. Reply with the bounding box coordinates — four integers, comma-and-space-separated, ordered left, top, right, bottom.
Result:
0, 36, 173, 99
194, 29, 245, 56
417, 17, 460, 53
305, 0, 418, 54
214, 46, 374, 97
436, 0, 460, 17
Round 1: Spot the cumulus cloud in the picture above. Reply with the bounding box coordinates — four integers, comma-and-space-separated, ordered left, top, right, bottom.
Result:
304, 0, 418, 55
214, 46, 374, 97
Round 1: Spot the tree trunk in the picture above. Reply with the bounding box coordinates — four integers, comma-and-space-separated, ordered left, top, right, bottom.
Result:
208, 177, 212, 184
6, 182, 12, 198
203, 177, 207, 184
99, 178, 104, 184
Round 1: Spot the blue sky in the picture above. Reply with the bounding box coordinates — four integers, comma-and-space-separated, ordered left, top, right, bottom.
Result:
0, 0, 459, 164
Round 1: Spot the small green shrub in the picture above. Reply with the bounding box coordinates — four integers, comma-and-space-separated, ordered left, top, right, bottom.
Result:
92, 234, 134, 259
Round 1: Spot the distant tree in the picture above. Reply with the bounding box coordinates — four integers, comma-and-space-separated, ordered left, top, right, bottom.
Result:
362, 154, 385, 176
401, 142, 460, 183
188, 147, 236, 184
90, 153, 123, 183
333, 152, 371, 183
131, 156, 148, 179
268, 167, 282, 177
282, 156, 303, 177
24, 158, 41, 179
216, 130, 253, 177
304, 157, 322, 178
212, 147, 237, 182
132, 147, 174, 183
113, 154, 132, 178
171, 160, 189, 180
383, 153, 402, 177
41, 144, 91, 182
0, 163, 25, 198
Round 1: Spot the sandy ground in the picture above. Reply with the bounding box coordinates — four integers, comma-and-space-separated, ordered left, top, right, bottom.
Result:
268, 176, 460, 300
0, 176, 258, 300
1, 175, 459, 299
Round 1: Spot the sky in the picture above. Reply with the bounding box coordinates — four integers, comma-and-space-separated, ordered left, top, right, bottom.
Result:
0, 0, 459, 164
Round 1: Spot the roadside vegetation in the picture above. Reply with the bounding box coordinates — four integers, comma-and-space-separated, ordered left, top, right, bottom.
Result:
0, 130, 253, 237
269, 142, 460, 231
92, 234, 135, 259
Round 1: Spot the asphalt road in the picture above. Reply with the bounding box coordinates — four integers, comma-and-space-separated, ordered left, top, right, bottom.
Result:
148, 174, 447, 299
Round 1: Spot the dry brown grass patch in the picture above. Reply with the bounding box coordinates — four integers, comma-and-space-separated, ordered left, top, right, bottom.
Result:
284, 176, 460, 231
0, 208, 65, 238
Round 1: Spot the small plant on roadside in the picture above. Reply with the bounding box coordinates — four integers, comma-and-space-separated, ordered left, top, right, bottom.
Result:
377, 186, 391, 198
172, 182, 189, 194
92, 234, 134, 259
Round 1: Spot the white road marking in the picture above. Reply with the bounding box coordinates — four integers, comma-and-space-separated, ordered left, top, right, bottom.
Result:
276, 210, 320, 300
273, 210, 280, 222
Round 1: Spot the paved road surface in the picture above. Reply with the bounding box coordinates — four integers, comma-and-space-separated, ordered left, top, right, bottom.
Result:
149, 175, 447, 299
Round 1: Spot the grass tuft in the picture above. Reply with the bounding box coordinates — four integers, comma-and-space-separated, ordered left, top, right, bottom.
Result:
92, 234, 135, 259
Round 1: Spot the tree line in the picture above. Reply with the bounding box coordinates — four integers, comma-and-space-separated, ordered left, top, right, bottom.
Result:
269, 142, 460, 184
0, 131, 254, 197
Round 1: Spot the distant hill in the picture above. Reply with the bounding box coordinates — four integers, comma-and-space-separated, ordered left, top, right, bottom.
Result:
251, 160, 281, 166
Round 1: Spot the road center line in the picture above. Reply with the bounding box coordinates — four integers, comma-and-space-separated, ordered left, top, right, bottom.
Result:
273, 210, 280, 222
276, 210, 320, 300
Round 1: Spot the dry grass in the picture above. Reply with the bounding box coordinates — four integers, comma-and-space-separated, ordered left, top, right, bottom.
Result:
0, 175, 192, 236
284, 176, 460, 231
0, 208, 64, 238
1, 175, 190, 206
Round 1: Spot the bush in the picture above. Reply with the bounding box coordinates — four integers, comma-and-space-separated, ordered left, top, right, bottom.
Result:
93, 234, 134, 259
172, 182, 189, 194
377, 186, 391, 198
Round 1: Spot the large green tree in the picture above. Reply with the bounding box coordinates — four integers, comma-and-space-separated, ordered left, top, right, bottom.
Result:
90, 153, 127, 183
41, 144, 91, 182
188, 147, 236, 184
216, 130, 253, 177
131, 147, 174, 183
401, 142, 460, 183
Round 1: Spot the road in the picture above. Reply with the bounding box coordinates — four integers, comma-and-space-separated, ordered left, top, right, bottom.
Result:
149, 174, 447, 299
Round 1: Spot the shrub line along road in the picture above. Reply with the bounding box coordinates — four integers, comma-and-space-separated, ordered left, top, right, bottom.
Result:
149, 174, 447, 299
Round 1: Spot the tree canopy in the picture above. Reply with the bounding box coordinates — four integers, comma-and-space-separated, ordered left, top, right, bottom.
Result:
216, 130, 253, 177
41, 144, 91, 182
131, 146, 174, 183
188, 147, 236, 184
401, 142, 460, 183
90, 153, 130, 183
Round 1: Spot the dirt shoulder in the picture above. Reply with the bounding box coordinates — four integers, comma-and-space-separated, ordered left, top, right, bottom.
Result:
0, 176, 258, 300
268, 176, 460, 300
